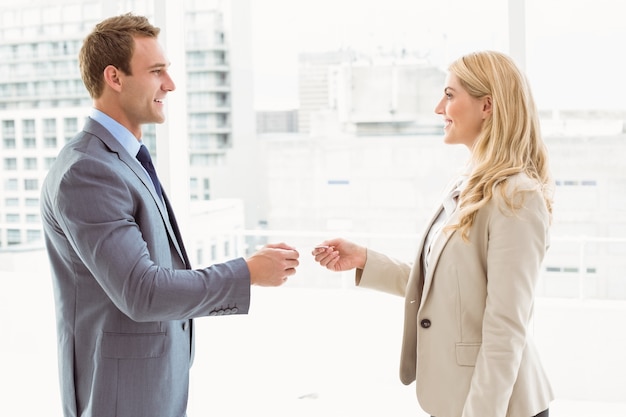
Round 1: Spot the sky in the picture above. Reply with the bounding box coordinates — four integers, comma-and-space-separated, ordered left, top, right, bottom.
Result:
249, 0, 626, 112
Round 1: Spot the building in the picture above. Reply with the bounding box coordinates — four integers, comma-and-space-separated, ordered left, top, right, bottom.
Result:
256, 110, 299, 133
298, 49, 445, 136
0, 0, 255, 251
257, 120, 626, 298
2, 1, 626, 300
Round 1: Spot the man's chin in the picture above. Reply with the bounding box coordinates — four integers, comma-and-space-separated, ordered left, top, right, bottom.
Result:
152, 115, 166, 124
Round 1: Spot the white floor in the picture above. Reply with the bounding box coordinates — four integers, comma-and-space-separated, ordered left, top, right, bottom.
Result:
2, 272, 625, 416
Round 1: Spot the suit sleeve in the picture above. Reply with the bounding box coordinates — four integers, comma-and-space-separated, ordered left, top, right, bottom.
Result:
462, 188, 550, 417
358, 249, 412, 297
53, 156, 251, 322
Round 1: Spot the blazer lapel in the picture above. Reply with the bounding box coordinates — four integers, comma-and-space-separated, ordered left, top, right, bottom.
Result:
405, 201, 444, 310
417, 177, 464, 309
118, 150, 189, 268
84, 118, 189, 268
162, 191, 191, 269
420, 207, 461, 309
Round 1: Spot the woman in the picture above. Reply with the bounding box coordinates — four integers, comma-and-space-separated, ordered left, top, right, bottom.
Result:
312, 51, 554, 417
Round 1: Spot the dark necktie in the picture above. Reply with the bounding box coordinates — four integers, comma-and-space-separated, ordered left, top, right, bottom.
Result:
135, 144, 190, 268
136, 144, 162, 197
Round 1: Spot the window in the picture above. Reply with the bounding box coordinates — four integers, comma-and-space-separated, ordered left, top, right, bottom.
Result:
196, 248, 203, 265
24, 158, 37, 170
63, 117, 78, 134
2, 120, 15, 136
3, 138, 16, 149
217, 134, 229, 147
190, 114, 210, 130
203, 178, 210, 200
190, 154, 211, 167
22, 119, 35, 135
188, 92, 211, 107
15, 82, 30, 97
7, 229, 21, 245
219, 51, 227, 65
23, 137, 37, 148
24, 179, 39, 190
555, 178, 599, 210
3, 158, 17, 170
43, 118, 56, 135
189, 133, 210, 150
186, 51, 208, 68
5, 213, 19, 223
26, 229, 41, 242
44, 136, 57, 148
188, 72, 210, 90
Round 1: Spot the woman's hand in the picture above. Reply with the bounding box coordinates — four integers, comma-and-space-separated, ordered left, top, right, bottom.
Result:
311, 238, 367, 272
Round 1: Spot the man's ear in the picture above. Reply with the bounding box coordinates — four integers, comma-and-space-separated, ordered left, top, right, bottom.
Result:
482, 95, 492, 118
103, 65, 123, 92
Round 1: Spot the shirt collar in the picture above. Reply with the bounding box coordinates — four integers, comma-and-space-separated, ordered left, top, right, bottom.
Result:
90, 108, 142, 158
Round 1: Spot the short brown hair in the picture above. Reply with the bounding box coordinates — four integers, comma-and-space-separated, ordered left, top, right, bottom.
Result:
79, 13, 160, 98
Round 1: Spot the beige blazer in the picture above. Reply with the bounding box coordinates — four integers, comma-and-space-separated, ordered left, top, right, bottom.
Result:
357, 173, 554, 417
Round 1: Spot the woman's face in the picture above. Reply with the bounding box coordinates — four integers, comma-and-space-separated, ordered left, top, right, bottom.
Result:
434, 73, 491, 149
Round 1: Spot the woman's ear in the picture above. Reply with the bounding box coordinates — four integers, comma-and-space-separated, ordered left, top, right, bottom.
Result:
482, 95, 493, 118
103, 65, 123, 92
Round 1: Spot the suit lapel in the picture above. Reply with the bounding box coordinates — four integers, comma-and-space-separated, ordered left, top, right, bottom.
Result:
84, 118, 190, 269
416, 177, 464, 310
404, 200, 444, 311
162, 191, 191, 269
420, 206, 461, 309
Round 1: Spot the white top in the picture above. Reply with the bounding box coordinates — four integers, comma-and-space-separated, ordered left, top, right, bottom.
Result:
422, 177, 467, 272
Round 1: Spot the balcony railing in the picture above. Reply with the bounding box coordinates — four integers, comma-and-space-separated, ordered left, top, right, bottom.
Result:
192, 229, 626, 301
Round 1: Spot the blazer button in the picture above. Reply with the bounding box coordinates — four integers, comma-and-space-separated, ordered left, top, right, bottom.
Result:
182, 321, 189, 331
420, 319, 431, 329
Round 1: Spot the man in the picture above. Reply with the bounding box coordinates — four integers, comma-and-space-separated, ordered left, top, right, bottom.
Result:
40, 13, 299, 417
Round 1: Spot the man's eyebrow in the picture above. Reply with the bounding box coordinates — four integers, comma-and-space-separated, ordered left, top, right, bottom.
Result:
148, 62, 169, 69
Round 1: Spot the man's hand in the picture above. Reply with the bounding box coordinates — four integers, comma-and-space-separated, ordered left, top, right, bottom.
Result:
246, 243, 300, 286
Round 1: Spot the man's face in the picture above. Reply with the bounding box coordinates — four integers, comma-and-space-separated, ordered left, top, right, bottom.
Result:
118, 36, 176, 132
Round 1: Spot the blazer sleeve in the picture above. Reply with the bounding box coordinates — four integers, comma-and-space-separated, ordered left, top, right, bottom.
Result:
357, 248, 412, 297
462, 185, 550, 417
51, 154, 251, 322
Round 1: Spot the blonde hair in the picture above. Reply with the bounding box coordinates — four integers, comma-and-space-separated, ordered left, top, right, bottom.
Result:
448, 51, 553, 240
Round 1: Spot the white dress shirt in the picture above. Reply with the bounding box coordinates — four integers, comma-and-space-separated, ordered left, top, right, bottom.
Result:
422, 177, 467, 272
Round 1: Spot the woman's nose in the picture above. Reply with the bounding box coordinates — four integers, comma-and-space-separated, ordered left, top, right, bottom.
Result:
434, 98, 444, 114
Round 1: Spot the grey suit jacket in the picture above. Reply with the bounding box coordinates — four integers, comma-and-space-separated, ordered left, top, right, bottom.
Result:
40, 118, 251, 417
